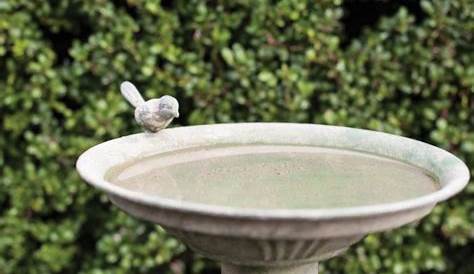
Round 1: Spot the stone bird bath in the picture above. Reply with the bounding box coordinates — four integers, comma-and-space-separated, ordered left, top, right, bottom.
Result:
76, 123, 469, 274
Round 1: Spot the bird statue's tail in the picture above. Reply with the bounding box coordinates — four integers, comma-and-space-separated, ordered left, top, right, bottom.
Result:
120, 81, 145, 107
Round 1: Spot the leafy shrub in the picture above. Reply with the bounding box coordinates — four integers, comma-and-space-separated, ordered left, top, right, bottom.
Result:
0, 0, 473, 273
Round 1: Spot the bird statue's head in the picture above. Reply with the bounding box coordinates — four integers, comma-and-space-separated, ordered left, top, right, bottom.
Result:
158, 95, 180, 120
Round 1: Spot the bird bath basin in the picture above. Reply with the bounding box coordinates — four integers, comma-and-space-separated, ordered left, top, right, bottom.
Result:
76, 123, 469, 274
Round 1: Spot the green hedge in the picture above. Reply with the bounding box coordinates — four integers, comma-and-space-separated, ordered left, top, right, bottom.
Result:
1, 0, 473, 273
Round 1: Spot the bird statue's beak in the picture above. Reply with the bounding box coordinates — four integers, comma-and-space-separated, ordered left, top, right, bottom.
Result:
175, 112, 180, 118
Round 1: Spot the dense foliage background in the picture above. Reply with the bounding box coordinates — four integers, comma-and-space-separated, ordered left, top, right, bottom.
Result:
1, 0, 473, 273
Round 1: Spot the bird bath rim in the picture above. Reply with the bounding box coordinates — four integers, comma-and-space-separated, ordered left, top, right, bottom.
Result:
76, 122, 469, 220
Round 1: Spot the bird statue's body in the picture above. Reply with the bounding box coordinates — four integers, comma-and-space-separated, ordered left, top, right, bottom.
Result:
120, 81, 179, 133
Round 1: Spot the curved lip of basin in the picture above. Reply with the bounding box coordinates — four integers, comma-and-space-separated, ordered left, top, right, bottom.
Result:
76, 123, 470, 220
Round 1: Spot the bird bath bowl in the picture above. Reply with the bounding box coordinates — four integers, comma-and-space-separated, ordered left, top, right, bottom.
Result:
76, 123, 469, 274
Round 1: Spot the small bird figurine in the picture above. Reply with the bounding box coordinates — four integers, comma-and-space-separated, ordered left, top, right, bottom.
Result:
120, 81, 179, 133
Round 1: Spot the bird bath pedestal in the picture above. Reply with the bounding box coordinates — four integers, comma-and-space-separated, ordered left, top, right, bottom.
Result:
77, 123, 469, 274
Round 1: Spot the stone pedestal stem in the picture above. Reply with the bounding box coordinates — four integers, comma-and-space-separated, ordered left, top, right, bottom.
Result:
221, 262, 318, 274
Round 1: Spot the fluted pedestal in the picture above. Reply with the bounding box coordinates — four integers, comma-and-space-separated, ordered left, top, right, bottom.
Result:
221, 263, 318, 274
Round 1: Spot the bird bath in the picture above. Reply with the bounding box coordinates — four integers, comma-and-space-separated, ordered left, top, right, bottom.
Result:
76, 123, 469, 274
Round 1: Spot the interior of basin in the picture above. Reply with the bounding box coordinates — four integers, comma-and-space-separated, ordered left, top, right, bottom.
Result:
106, 144, 440, 210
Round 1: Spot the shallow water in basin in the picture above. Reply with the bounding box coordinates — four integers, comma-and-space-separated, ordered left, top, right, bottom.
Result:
106, 145, 439, 209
